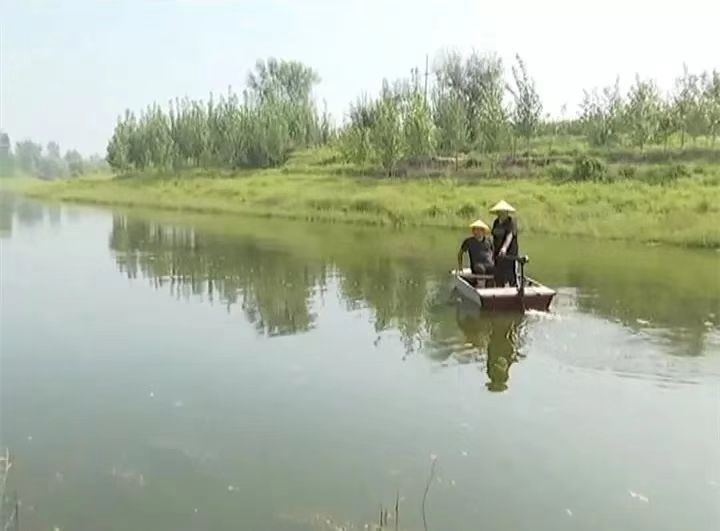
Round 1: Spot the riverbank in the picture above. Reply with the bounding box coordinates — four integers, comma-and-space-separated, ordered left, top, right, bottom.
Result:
10, 152, 720, 249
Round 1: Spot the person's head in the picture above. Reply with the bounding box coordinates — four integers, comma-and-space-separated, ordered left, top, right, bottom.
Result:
469, 219, 490, 237
489, 200, 516, 220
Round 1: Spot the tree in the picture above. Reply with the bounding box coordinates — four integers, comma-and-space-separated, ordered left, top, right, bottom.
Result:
673, 65, 704, 148
701, 70, 720, 146
370, 82, 404, 176
64, 149, 85, 176
625, 75, 661, 150
0, 131, 13, 176
580, 79, 624, 147
339, 95, 376, 165
507, 54, 542, 154
46, 141, 61, 159
433, 88, 467, 170
654, 101, 678, 150
14, 140, 43, 175
403, 91, 434, 160
433, 50, 506, 148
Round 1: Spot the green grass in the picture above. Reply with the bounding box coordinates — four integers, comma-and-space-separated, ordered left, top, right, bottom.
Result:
15, 137, 720, 248
22, 150, 720, 249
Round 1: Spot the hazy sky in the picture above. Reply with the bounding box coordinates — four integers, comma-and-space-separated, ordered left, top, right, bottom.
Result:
2, 0, 718, 155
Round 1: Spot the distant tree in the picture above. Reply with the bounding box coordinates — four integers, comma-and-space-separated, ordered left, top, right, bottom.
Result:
654, 101, 678, 150
673, 65, 703, 148
433, 50, 506, 148
339, 95, 376, 165
580, 79, 624, 147
64, 149, 85, 176
433, 88, 467, 170
403, 91, 434, 160
507, 54, 543, 154
370, 82, 404, 176
625, 76, 662, 150
0, 131, 13, 176
700, 70, 720, 146
14, 140, 43, 175
46, 141, 61, 159
319, 100, 333, 145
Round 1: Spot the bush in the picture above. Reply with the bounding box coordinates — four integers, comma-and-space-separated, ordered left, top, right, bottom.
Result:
572, 156, 606, 181
618, 165, 637, 179
638, 164, 690, 185
548, 163, 572, 181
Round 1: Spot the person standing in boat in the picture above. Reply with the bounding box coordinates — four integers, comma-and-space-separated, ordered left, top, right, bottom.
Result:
457, 219, 494, 276
490, 200, 519, 287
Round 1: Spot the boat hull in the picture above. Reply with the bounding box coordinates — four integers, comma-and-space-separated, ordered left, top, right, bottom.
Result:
452, 270, 556, 312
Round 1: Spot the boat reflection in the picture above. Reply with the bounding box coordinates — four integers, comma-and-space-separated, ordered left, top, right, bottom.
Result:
454, 302, 526, 392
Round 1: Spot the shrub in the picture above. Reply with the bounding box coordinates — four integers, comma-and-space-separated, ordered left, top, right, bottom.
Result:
548, 163, 572, 181
618, 165, 637, 179
572, 156, 606, 181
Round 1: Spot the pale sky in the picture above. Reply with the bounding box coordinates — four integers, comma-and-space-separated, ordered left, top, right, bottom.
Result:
1, 0, 718, 155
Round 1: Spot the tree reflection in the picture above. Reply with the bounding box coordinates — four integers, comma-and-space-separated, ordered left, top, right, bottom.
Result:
106, 213, 717, 359
109, 216, 323, 336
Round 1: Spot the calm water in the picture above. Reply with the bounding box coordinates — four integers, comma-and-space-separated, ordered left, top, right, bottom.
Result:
1, 194, 719, 531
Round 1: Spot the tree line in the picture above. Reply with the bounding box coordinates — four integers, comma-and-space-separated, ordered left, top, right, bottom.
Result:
105, 58, 330, 172
0, 132, 106, 179
342, 53, 720, 175
10, 54, 714, 178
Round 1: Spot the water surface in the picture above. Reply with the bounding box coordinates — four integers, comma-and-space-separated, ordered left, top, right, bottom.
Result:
1, 194, 719, 531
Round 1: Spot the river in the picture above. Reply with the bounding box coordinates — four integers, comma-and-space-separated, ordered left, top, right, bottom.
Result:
1, 193, 719, 531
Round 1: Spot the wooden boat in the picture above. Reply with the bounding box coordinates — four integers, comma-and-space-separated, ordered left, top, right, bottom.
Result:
451, 256, 556, 312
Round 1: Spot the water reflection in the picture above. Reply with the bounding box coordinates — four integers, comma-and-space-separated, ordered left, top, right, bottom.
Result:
104, 213, 720, 366
0, 193, 62, 237
109, 217, 324, 336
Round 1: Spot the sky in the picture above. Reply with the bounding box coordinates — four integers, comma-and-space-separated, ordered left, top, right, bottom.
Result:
1, 0, 719, 155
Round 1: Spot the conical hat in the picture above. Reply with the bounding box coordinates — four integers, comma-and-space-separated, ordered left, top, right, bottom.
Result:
489, 200, 516, 213
469, 219, 490, 231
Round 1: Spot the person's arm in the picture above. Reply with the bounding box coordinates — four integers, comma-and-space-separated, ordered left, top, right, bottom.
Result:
499, 232, 513, 256
499, 219, 518, 256
457, 239, 468, 271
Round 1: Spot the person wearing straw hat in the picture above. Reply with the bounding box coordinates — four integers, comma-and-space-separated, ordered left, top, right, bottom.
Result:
490, 200, 519, 287
457, 219, 494, 276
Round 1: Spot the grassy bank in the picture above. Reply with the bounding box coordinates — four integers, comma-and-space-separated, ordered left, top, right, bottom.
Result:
15, 146, 720, 249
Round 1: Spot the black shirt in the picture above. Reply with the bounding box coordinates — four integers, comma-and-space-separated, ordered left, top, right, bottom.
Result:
460, 236, 494, 267
492, 216, 518, 257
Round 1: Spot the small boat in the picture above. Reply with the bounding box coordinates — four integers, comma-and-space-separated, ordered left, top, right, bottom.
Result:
451, 256, 556, 312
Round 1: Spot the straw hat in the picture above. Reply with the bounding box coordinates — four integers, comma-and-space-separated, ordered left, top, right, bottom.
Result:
489, 200, 516, 213
469, 219, 490, 232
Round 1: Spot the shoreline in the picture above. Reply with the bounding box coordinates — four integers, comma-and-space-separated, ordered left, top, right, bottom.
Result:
6, 169, 720, 250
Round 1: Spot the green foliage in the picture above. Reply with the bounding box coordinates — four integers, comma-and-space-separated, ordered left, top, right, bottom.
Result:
371, 82, 404, 176
403, 91, 434, 160
625, 76, 661, 150
507, 54, 542, 150
106, 58, 325, 173
433, 88, 467, 167
572, 155, 606, 181
580, 80, 624, 147
701, 70, 720, 146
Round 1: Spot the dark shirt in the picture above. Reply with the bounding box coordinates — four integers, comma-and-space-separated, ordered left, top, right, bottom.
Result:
460, 236, 494, 268
492, 216, 518, 258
